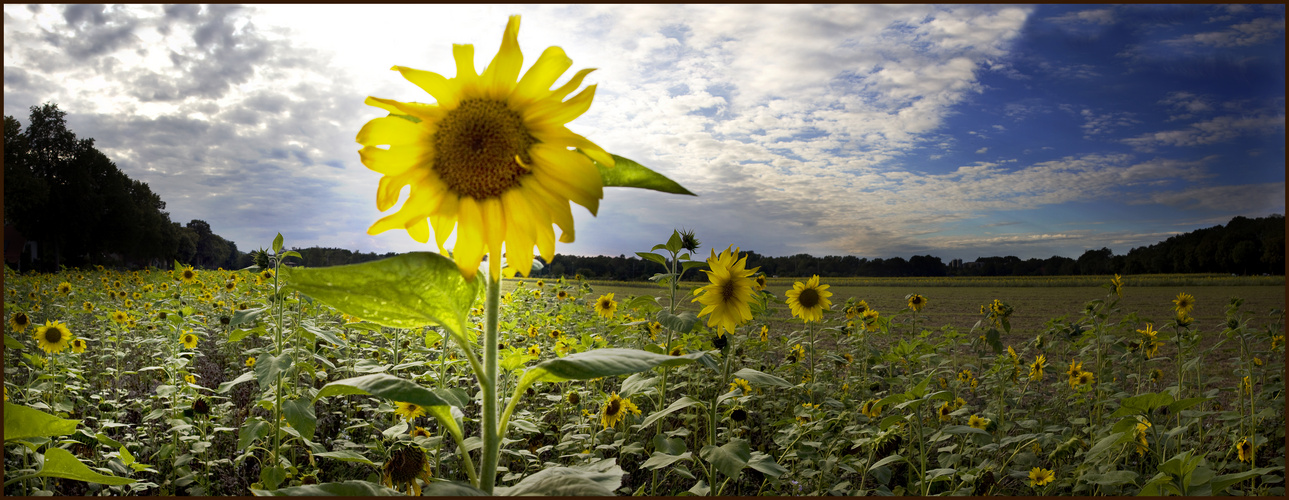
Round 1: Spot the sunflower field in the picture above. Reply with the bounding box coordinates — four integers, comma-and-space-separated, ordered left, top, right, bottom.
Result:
4, 15, 1286, 497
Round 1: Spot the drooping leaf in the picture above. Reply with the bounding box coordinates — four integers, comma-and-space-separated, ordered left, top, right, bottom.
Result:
33, 447, 135, 485
229, 307, 269, 329
655, 311, 698, 334
747, 451, 788, 479
421, 481, 489, 496
282, 398, 317, 441
254, 352, 294, 388
732, 368, 792, 388
314, 373, 454, 409
642, 451, 692, 470
216, 371, 256, 394
312, 451, 375, 466
1210, 467, 1280, 494
591, 153, 695, 196
251, 480, 404, 496
282, 252, 479, 343
699, 439, 751, 479
4, 402, 79, 441
515, 349, 713, 395
640, 396, 705, 429
496, 458, 624, 496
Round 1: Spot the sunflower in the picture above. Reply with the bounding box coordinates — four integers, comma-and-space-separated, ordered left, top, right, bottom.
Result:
861, 309, 880, 331
1133, 417, 1151, 455
1028, 354, 1047, 381
1172, 292, 1195, 315
1028, 467, 1054, 488
1007, 345, 1019, 364
669, 346, 684, 356
729, 378, 752, 394
410, 426, 433, 439
937, 402, 953, 422
906, 293, 927, 312
752, 274, 767, 291
845, 300, 869, 319
785, 275, 832, 322
394, 401, 428, 421
185, 374, 196, 384
260, 269, 274, 281
1075, 370, 1095, 386
968, 414, 990, 430
692, 246, 758, 335
9, 312, 32, 333
246, 357, 256, 368
1110, 274, 1124, 297
861, 400, 881, 419
593, 293, 617, 319
33, 320, 73, 354
1137, 323, 1160, 358
382, 442, 433, 496
1236, 437, 1254, 462
527, 344, 541, 356
181, 332, 199, 349
787, 343, 806, 363
600, 392, 640, 429
57, 282, 72, 294
1066, 360, 1083, 383
556, 289, 569, 300
70, 338, 88, 354
180, 266, 197, 284
82, 301, 94, 312
358, 16, 612, 282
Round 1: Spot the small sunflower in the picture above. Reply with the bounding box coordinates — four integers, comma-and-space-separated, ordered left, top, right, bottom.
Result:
1075, 371, 1095, 386
82, 301, 95, 312
382, 442, 433, 496
10, 312, 32, 333
937, 402, 953, 422
861, 400, 881, 419
556, 289, 569, 300
185, 374, 196, 384
1028, 467, 1054, 488
906, 293, 927, 312
181, 332, 199, 349
358, 16, 613, 281
1172, 292, 1195, 315
968, 414, 990, 430
861, 308, 880, 331
180, 266, 197, 284
729, 378, 752, 394
785, 275, 832, 322
1110, 274, 1124, 297
57, 282, 72, 294
527, 344, 541, 357
394, 401, 428, 421
246, 357, 256, 368
410, 426, 433, 439
668, 345, 684, 356
70, 338, 88, 354
1028, 354, 1047, 381
692, 246, 758, 335
599, 392, 639, 429
34, 320, 73, 354
787, 343, 806, 363
759, 325, 769, 342
1236, 437, 1254, 462
593, 293, 617, 319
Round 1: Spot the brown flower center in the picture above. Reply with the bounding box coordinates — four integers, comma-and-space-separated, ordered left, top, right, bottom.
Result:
605, 398, 621, 416
44, 327, 63, 343
433, 98, 536, 199
797, 288, 820, 309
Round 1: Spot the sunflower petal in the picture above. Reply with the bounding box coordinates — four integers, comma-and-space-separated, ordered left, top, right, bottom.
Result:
356, 116, 430, 147
360, 145, 429, 177
513, 46, 572, 104
391, 66, 459, 108
527, 84, 597, 126
482, 15, 523, 99
453, 197, 486, 281
479, 198, 506, 280
550, 68, 597, 101
364, 96, 446, 124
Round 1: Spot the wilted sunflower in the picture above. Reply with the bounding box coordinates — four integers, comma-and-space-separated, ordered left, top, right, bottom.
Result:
1029, 354, 1047, 381
9, 312, 32, 333
180, 332, 199, 349
1028, 467, 1054, 488
1110, 274, 1124, 297
358, 16, 612, 281
907, 294, 927, 312
785, 275, 832, 322
1172, 292, 1195, 315
70, 338, 88, 354
692, 246, 758, 335
1236, 437, 1254, 462
593, 293, 617, 319
600, 392, 640, 429
394, 401, 428, 421
34, 320, 73, 354
382, 442, 433, 496
410, 426, 433, 439
968, 414, 990, 430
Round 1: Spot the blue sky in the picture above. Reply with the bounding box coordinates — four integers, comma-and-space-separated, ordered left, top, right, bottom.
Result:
4, 4, 1284, 262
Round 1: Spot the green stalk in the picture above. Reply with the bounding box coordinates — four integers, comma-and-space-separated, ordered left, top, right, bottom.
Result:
479, 277, 501, 493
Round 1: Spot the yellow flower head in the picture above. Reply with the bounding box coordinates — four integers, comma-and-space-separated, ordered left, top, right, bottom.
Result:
1067, 360, 1083, 380
70, 338, 88, 353
185, 374, 196, 384
1236, 437, 1254, 462
785, 275, 832, 323
906, 293, 927, 312
358, 16, 612, 281
593, 293, 617, 319
181, 332, 199, 349
937, 402, 953, 421
1028, 467, 1054, 488
394, 401, 427, 421
556, 289, 569, 300
861, 308, 880, 331
1110, 274, 1124, 297
9, 312, 32, 333
600, 392, 638, 429
1029, 354, 1047, 381
246, 357, 256, 368
692, 246, 758, 335
527, 344, 541, 357
1076, 371, 1095, 386
753, 274, 767, 291
1172, 292, 1195, 315
57, 282, 72, 294
180, 266, 197, 284
788, 343, 806, 363
730, 378, 752, 394
968, 414, 989, 430
33, 320, 73, 354
759, 325, 769, 342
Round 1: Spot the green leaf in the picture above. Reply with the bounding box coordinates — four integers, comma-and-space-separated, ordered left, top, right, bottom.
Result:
252, 480, 406, 496
238, 417, 271, 450
653, 434, 687, 456
4, 333, 23, 350
636, 252, 668, 267
421, 481, 489, 496
216, 371, 256, 394
700, 439, 751, 479
281, 252, 479, 344
732, 368, 792, 388
272, 233, 284, 254
254, 352, 293, 389
34, 447, 135, 485
4, 402, 80, 441
304, 325, 349, 348
282, 398, 317, 441
747, 451, 788, 479
229, 307, 269, 329
941, 425, 991, 436
592, 153, 695, 196
496, 458, 625, 496
869, 454, 905, 471
655, 311, 699, 334
314, 374, 454, 409
515, 348, 713, 395
640, 396, 705, 429
1166, 396, 1209, 414
1210, 467, 1279, 494
95, 433, 124, 449
312, 451, 375, 466
642, 451, 692, 470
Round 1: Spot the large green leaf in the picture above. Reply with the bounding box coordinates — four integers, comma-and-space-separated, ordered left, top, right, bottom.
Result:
4, 402, 79, 441
732, 368, 792, 388
1210, 467, 1279, 494
699, 439, 751, 479
254, 352, 293, 388
216, 371, 256, 394
33, 447, 135, 485
640, 396, 705, 429
592, 153, 695, 196
282, 398, 317, 441
251, 480, 404, 496
421, 481, 489, 496
312, 451, 375, 466
747, 452, 788, 479
495, 458, 624, 496
314, 373, 454, 409
282, 252, 479, 342
4, 333, 23, 350
515, 348, 713, 392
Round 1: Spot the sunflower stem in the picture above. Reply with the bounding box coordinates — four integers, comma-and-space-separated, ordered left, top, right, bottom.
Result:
479, 275, 501, 493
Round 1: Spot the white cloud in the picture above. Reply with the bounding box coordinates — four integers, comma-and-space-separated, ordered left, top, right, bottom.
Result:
1142, 182, 1285, 213
1167, 16, 1285, 48
1123, 114, 1286, 151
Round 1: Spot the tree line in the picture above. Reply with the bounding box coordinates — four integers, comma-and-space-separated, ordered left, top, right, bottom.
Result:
5, 103, 242, 271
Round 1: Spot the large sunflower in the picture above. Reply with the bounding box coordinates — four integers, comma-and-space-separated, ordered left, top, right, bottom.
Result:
357, 16, 612, 281
34, 320, 73, 354
180, 332, 199, 349
785, 275, 832, 323
692, 246, 758, 335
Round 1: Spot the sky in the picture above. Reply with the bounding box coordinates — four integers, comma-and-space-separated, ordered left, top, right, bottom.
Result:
4, 4, 1285, 263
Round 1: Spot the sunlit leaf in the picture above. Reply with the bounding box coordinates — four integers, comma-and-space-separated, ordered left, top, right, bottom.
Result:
33, 447, 135, 485
4, 402, 79, 442
591, 153, 695, 196
699, 439, 750, 479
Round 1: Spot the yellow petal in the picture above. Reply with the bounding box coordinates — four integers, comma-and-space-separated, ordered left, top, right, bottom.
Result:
479, 197, 505, 280
391, 66, 458, 108
527, 84, 597, 127
430, 195, 459, 253
453, 43, 477, 79
453, 197, 485, 281
549, 68, 596, 101
376, 174, 412, 212
356, 116, 429, 147
523, 180, 576, 243
481, 15, 523, 99
406, 218, 430, 243
359, 145, 429, 177
513, 46, 572, 104
364, 96, 446, 124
